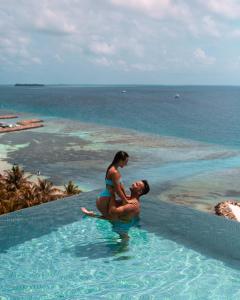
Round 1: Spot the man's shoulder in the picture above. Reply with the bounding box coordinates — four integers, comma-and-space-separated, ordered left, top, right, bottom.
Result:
128, 197, 139, 204
125, 199, 139, 211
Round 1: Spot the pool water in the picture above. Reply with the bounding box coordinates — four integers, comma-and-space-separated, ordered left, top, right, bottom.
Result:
1, 192, 240, 299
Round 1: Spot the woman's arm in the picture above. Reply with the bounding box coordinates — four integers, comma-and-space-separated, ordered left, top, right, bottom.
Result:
111, 171, 129, 204
120, 182, 128, 197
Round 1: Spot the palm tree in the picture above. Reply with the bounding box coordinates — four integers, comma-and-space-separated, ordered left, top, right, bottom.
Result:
0, 176, 7, 195
0, 189, 9, 214
0, 165, 82, 215
19, 185, 39, 207
64, 181, 81, 196
0, 192, 28, 213
4, 165, 30, 191
34, 178, 60, 202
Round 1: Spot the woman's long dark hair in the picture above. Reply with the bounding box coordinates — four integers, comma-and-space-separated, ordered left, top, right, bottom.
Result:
105, 151, 129, 178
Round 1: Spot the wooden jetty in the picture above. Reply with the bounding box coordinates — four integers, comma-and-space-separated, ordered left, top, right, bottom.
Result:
0, 118, 44, 133
17, 119, 44, 125
0, 115, 18, 119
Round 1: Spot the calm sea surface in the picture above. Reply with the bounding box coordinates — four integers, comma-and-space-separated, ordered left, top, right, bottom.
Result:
1, 85, 240, 147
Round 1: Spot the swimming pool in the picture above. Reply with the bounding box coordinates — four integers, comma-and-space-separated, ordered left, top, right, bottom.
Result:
1, 192, 240, 299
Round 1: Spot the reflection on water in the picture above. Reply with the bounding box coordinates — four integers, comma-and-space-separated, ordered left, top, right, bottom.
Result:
62, 217, 132, 260
70, 239, 130, 260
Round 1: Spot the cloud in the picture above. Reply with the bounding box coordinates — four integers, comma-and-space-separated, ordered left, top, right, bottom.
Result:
91, 57, 113, 67
109, 0, 192, 20
193, 48, 216, 65
202, 16, 221, 37
230, 29, 240, 38
55, 54, 64, 63
91, 56, 156, 72
0, 0, 239, 84
34, 8, 76, 35
89, 41, 115, 55
124, 39, 145, 58
0, 31, 41, 67
130, 63, 155, 71
31, 57, 42, 64
202, 0, 240, 19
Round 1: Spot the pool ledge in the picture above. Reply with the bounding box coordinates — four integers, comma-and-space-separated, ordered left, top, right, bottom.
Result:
141, 198, 240, 262
1, 191, 240, 263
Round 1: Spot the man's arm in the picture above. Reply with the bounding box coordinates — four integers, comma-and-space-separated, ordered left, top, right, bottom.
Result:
108, 196, 134, 218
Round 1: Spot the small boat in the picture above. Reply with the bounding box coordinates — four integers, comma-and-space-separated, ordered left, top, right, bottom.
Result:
121, 90, 127, 94
174, 94, 180, 99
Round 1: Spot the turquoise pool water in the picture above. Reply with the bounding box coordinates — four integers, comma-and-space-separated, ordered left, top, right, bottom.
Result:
1, 192, 240, 299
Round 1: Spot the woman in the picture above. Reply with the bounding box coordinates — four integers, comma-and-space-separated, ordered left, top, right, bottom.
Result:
97, 151, 129, 217
82, 151, 129, 217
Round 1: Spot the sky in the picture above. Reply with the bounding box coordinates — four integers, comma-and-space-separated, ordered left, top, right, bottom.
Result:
0, 0, 240, 85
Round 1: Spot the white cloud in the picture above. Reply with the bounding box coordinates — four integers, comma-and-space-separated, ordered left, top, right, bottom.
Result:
91, 56, 156, 72
193, 48, 216, 65
55, 54, 64, 63
89, 42, 115, 55
110, 0, 192, 20
116, 59, 129, 71
34, 8, 76, 35
125, 39, 145, 58
202, 0, 240, 19
91, 57, 113, 67
0, 0, 239, 83
0, 32, 41, 66
31, 57, 42, 64
0, 35, 30, 51
130, 63, 155, 71
230, 29, 240, 38
202, 16, 221, 37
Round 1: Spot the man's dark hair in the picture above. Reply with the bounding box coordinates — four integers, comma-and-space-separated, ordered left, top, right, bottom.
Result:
140, 180, 150, 196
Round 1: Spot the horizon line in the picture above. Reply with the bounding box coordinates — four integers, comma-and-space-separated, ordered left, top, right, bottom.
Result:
1, 83, 240, 87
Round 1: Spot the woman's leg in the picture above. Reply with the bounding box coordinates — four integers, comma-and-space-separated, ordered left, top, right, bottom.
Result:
81, 207, 96, 216
96, 196, 111, 217
80, 196, 110, 217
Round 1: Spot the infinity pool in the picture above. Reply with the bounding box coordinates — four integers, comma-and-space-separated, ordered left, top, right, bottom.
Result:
1, 192, 240, 299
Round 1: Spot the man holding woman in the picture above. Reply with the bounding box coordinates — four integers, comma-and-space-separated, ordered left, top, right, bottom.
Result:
81, 151, 150, 238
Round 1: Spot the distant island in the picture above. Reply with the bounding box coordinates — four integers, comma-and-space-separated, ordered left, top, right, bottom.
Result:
14, 83, 45, 87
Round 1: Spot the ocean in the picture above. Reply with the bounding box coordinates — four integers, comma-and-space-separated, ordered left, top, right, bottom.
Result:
1, 85, 240, 211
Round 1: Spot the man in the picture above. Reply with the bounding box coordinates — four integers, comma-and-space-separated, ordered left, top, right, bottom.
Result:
81, 180, 150, 238
108, 180, 149, 221
108, 180, 150, 239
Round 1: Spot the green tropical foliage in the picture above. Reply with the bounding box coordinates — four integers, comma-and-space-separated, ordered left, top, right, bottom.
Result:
0, 165, 82, 215
64, 181, 82, 196
4, 165, 30, 190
